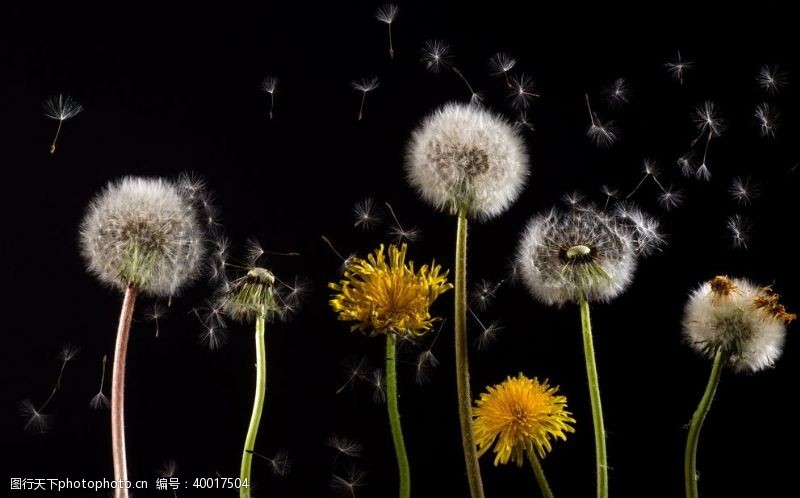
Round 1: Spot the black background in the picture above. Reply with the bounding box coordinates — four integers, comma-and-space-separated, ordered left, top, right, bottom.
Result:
2, 1, 799, 497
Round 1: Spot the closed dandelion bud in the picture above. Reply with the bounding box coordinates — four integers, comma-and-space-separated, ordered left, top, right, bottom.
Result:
80, 176, 205, 296
683, 276, 795, 373
220, 267, 282, 322
405, 102, 529, 220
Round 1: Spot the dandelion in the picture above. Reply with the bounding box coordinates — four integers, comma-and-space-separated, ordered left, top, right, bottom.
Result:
603, 77, 630, 108
43, 93, 84, 154
90, 355, 110, 410
353, 197, 382, 230
682, 276, 794, 497
757, 64, 787, 94
690, 101, 725, 181
665, 50, 693, 84
516, 203, 661, 498
488, 52, 517, 87
352, 76, 379, 121
585, 94, 618, 147
421, 40, 480, 103
474, 374, 575, 497
727, 215, 751, 249
754, 102, 780, 138
330, 244, 452, 498
406, 101, 529, 498
80, 176, 206, 497
375, 4, 399, 59
507, 73, 539, 110
729, 176, 760, 206
21, 344, 79, 433
261, 76, 278, 119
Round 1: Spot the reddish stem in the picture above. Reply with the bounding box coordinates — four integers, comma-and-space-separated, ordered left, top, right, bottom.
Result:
112, 283, 138, 498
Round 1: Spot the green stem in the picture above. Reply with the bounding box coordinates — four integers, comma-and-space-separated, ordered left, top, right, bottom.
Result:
684, 348, 726, 498
240, 315, 267, 498
578, 295, 608, 498
386, 333, 411, 498
455, 209, 485, 498
528, 452, 555, 498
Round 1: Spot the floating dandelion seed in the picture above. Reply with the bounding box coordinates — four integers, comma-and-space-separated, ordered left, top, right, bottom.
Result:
414, 319, 445, 384
665, 50, 693, 84
375, 4, 399, 59
627, 158, 661, 199
22, 345, 79, 433
585, 94, 618, 147
369, 368, 386, 403
562, 190, 585, 207
246, 449, 292, 477
328, 435, 364, 459
603, 77, 630, 108
147, 302, 167, 337
421, 39, 480, 102
336, 356, 370, 394
90, 355, 110, 410
727, 215, 751, 249
469, 308, 504, 351
321, 235, 356, 274
43, 93, 84, 154
657, 185, 684, 211
384, 202, 420, 243
261, 76, 278, 119
729, 176, 760, 205
754, 102, 780, 138
471, 279, 503, 311
677, 153, 696, 178
157, 460, 179, 498
691, 101, 725, 181
331, 465, 367, 498
489, 52, 517, 88
757, 64, 787, 94
507, 73, 539, 110
353, 197, 382, 230
600, 185, 619, 209
352, 76, 379, 121
515, 111, 535, 132
198, 324, 228, 350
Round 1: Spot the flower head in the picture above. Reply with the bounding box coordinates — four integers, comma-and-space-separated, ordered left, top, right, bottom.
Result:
405, 102, 529, 220
683, 276, 794, 372
329, 244, 452, 337
516, 203, 661, 306
80, 176, 205, 296
219, 267, 281, 322
474, 374, 575, 466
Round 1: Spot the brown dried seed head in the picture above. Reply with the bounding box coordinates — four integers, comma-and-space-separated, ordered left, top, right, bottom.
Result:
709, 276, 737, 300
753, 290, 796, 323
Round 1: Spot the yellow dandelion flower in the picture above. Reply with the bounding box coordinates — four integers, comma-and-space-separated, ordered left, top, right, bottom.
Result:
474, 373, 575, 466
329, 243, 452, 336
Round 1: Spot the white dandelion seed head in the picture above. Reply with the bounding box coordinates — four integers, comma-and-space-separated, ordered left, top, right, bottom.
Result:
421, 39, 453, 74
754, 102, 780, 138
683, 276, 794, 373
43, 94, 84, 121
352, 76, 379, 93
489, 52, 517, 75
261, 76, 278, 94
374, 3, 398, 24
693, 101, 726, 137
80, 176, 206, 297
757, 64, 788, 94
516, 205, 641, 306
405, 102, 530, 220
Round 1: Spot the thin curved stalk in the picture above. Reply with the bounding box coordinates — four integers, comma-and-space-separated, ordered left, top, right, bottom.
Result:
528, 452, 555, 498
455, 208, 485, 498
240, 315, 267, 498
386, 333, 411, 498
112, 282, 138, 498
684, 348, 726, 498
578, 295, 608, 498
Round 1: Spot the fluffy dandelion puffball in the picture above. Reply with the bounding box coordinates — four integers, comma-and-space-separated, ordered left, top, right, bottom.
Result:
405, 102, 529, 220
329, 244, 452, 337
220, 267, 282, 322
80, 176, 205, 296
683, 276, 795, 373
474, 374, 575, 466
516, 205, 650, 306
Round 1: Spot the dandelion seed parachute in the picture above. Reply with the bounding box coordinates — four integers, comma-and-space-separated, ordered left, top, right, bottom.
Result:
405, 102, 529, 220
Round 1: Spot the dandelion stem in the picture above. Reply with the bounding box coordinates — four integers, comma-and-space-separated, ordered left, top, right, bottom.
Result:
240, 314, 267, 498
578, 294, 608, 498
684, 348, 726, 498
455, 208, 486, 498
112, 283, 138, 498
386, 333, 411, 498
50, 119, 63, 154
528, 452, 555, 498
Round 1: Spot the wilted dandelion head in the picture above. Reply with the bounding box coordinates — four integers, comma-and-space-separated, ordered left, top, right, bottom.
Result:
516, 204, 661, 306
405, 102, 529, 220
80, 176, 205, 296
473, 374, 575, 466
683, 276, 795, 373
329, 244, 452, 338
219, 267, 281, 322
